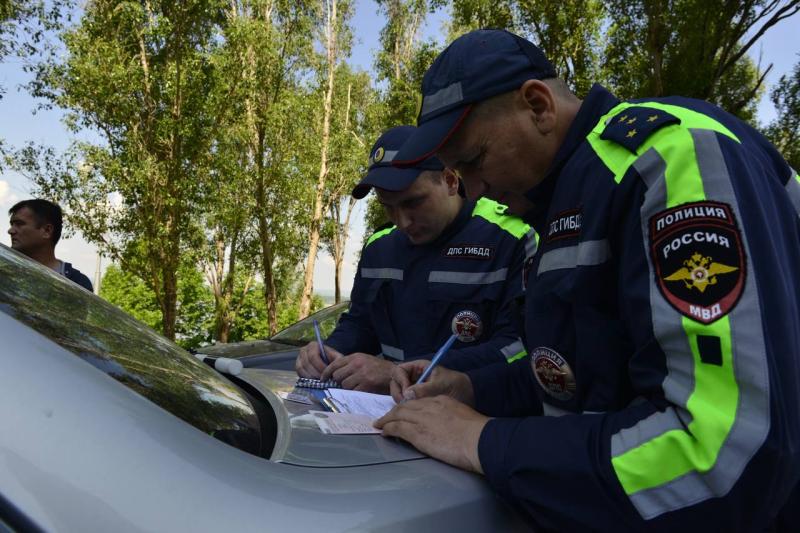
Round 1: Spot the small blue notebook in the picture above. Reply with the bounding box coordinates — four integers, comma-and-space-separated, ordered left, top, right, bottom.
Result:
295, 377, 340, 389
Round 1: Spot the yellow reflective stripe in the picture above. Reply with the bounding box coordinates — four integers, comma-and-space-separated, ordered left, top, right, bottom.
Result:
612, 316, 738, 494
366, 225, 396, 247
472, 198, 530, 239
506, 349, 527, 363
587, 101, 740, 184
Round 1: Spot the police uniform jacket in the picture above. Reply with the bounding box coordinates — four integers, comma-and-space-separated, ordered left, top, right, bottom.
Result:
326, 198, 533, 371
470, 84, 800, 531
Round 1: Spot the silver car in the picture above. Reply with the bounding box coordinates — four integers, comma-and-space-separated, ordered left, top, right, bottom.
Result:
0, 244, 529, 532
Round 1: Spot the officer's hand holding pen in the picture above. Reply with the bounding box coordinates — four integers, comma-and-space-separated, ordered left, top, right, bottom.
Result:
296, 340, 343, 378
388, 360, 475, 407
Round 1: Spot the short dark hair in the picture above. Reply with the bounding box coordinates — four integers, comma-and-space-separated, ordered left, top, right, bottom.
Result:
9, 199, 63, 245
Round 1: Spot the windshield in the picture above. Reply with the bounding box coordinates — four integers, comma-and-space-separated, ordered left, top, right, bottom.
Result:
270, 301, 348, 346
0, 244, 263, 455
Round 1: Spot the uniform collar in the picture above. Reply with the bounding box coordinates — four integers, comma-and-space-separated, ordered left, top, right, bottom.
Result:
523, 84, 619, 228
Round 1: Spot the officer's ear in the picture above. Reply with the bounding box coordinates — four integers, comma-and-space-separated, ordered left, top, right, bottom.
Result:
442, 168, 461, 197
519, 79, 557, 136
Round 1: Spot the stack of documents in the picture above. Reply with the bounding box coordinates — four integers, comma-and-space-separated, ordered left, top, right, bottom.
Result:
311, 389, 397, 435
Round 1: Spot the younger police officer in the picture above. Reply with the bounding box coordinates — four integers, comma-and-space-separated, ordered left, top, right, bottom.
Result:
377, 30, 800, 531
295, 125, 535, 394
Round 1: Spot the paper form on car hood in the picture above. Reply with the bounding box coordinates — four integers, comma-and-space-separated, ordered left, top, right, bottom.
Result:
310, 411, 382, 434
324, 389, 397, 419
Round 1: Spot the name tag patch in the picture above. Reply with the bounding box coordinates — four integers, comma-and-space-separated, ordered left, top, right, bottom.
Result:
650, 201, 745, 324
443, 244, 493, 260
546, 208, 582, 242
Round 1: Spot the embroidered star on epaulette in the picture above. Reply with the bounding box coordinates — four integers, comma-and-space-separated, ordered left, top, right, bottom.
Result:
627, 117, 637, 125
648, 115, 659, 122
618, 114, 628, 123
626, 129, 637, 138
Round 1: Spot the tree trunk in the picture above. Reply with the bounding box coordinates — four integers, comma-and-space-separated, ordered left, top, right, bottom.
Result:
299, 0, 338, 318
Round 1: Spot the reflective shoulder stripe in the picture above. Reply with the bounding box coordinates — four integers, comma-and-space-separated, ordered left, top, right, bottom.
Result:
610, 118, 769, 519
472, 198, 530, 239
380, 343, 404, 361
428, 268, 507, 285
366, 225, 397, 247
500, 339, 527, 362
786, 168, 800, 216
361, 268, 403, 281
537, 240, 610, 275
524, 227, 539, 260
587, 101, 740, 184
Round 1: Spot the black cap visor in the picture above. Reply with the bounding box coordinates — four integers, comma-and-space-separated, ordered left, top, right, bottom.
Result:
351, 165, 425, 199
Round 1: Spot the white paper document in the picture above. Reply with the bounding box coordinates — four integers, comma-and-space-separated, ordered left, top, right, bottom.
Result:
310, 411, 382, 434
324, 389, 397, 419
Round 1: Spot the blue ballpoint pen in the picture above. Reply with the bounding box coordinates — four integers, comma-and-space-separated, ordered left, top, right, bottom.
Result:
313, 319, 330, 365
415, 334, 459, 385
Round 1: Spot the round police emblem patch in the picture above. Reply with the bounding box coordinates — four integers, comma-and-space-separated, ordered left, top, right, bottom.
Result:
531, 347, 576, 401
451, 310, 483, 342
372, 146, 385, 163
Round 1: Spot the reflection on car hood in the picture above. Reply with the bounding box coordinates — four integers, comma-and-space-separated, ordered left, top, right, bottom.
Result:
198, 339, 295, 358
239, 368, 426, 468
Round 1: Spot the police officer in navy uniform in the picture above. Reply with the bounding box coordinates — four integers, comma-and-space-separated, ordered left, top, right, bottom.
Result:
376, 30, 800, 531
295, 125, 535, 394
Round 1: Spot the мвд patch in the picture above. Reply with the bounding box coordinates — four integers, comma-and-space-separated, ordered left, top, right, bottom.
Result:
650, 201, 745, 324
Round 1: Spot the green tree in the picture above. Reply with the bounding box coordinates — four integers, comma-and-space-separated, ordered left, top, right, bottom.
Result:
298, 0, 356, 318
100, 263, 215, 349
20, 0, 233, 340
215, 0, 317, 335
765, 55, 800, 170
603, 0, 800, 120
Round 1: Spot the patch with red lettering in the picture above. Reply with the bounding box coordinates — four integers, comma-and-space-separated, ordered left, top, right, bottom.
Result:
649, 201, 746, 324
531, 347, 576, 401
545, 207, 582, 242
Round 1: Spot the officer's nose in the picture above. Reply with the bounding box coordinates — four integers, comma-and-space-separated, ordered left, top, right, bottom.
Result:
395, 209, 412, 231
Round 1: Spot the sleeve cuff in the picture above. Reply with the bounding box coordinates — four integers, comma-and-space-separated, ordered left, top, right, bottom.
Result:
478, 417, 526, 497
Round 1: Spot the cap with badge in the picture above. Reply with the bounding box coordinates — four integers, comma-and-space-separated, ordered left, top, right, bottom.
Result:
351, 125, 444, 199
393, 29, 556, 165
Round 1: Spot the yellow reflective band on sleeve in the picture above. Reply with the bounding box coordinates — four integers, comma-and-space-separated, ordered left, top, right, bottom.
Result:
472, 198, 530, 239
587, 102, 740, 184
365, 225, 397, 247
507, 349, 527, 363
611, 316, 738, 494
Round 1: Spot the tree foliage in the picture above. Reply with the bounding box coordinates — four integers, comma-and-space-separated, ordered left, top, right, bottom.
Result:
765, 55, 800, 169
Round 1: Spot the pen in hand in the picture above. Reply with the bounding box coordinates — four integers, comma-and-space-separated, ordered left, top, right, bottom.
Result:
415, 333, 459, 385
313, 319, 330, 365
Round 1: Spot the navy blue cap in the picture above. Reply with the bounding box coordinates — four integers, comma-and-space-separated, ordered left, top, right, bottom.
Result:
352, 125, 444, 199
394, 29, 556, 164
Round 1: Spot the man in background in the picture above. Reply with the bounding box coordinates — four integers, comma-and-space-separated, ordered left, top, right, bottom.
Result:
8, 199, 93, 292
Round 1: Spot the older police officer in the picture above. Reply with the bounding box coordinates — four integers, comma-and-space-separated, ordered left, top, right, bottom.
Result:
377, 30, 800, 531
295, 125, 535, 394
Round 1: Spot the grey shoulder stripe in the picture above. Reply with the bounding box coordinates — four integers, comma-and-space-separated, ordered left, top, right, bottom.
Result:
428, 268, 507, 285
361, 268, 403, 281
525, 228, 539, 259
537, 240, 610, 276
785, 168, 800, 216
633, 148, 668, 190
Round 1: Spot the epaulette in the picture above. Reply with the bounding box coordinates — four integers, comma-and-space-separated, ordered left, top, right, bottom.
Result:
600, 106, 681, 153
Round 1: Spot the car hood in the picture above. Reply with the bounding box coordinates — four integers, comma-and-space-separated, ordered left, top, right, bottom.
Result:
198, 339, 296, 358
238, 368, 426, 467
